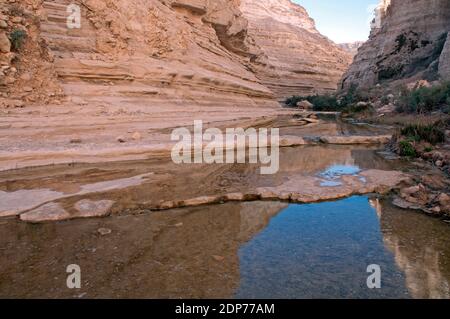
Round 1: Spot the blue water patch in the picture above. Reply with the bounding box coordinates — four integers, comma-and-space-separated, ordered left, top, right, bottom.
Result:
319, 164, 361, 179
235, 196, 410, 299
319, 164, 362, 187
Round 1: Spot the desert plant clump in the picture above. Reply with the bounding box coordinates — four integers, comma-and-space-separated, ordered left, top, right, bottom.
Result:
396, 81, 450, 113
398, 140, 417, 157
400, 122, 446, 144
9, 29, 27, 52
284, 84, 370, 112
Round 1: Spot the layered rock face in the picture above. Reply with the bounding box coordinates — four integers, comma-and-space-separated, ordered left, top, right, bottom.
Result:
240, 0, 352, 99
2, 0, 351, 109
342, 0, 450, 89
27, 0, 277, 109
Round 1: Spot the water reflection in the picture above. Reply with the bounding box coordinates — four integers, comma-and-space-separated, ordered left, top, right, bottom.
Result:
236, 196, 410, 299
377, 199, 450, 299
1, 196, 449, 299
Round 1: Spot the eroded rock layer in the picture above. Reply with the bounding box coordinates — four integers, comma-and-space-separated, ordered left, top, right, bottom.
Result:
342, 0, 450, 89
2, 0, 352, 108
240, 0, 352, 99
27, 0, 277, 109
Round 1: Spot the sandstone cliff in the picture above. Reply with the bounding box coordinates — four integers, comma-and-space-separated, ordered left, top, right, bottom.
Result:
1, 0, 276, 109
241, 0, 352, 99
342, 0, 450, 89
1, 0, 351, 109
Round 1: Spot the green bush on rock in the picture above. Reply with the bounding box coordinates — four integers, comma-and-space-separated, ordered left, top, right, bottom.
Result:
9, 29, 27, 51
399, 140, 417, 157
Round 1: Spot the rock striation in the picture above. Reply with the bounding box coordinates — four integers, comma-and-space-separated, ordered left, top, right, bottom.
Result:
240, 0, 352, 99
35, 0, 277, 109
342, 0, 450, 89
2, 0, 351, 108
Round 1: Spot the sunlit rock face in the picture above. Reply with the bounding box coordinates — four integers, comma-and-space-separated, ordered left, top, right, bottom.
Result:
342, 0, 450, 89
36, 0, 277, 109
240, 0, 352, 99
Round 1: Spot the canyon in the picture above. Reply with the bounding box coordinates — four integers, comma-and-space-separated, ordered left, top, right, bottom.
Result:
0, 0, 352, 170
342, 0, 450, 89
1, 0, 450, 300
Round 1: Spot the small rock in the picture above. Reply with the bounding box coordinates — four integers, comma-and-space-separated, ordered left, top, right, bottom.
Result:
400, 183, 429, 205
116, 136, 126, 143
12, 100, 24, 108
436, 160, 443, 167
438, 193, 450, 206
11, 17, 22, 23
97, 228, 112, 236
174, 222, 183, 227
23, 86, 33, 93
131, 132, 141, 140
356, 101, 369, 107
212, 255, 225, 262
296, 100, 313, 109
431, 206, 441, 214
20, 72, 31, 81
0, 20, 7, 29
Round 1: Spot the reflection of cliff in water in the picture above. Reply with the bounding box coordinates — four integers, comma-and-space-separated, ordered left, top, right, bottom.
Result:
376, 199, 450, 299
0, 201, 287, 298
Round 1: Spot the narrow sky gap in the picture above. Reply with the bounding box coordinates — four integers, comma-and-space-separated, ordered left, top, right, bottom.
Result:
295, 0, 379, 43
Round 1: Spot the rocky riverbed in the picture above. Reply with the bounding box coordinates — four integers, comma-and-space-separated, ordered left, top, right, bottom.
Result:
0, 115, 449, 298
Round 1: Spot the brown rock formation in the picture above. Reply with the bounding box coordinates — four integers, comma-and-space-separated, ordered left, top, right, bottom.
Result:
240, 0, 352, 99
36, 0, 276, 109
342, 0, 450, 89
338, 41, 364, 57
2, 0, 351, 108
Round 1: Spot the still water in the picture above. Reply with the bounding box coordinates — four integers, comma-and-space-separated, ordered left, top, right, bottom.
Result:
1, 196, 449, 299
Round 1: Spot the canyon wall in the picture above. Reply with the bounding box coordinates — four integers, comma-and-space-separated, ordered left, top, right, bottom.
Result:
241, 0, 352, 99
1, 0, 350, 109
342, 0, 450, 89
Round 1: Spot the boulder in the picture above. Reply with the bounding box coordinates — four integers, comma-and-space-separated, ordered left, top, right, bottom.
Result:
20, 203, 71, 223
378, 103, 395, 114
400, 184, 429, 205
296, 100, 313, 109
74, 199, 115, 218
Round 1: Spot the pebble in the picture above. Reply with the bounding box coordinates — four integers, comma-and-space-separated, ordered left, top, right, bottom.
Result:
97, 228, 112, 236
212, 255, 225, 262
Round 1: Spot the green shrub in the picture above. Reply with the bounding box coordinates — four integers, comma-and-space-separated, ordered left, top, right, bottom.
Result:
341, 102, 374, 115
284, 94, 340, 111
400, 122, 446, 144
399, 140, 417, 157
284, 84, 370, 112
308, 95, 340, 111
396, 82, 450, 113
9, 29, 27, 51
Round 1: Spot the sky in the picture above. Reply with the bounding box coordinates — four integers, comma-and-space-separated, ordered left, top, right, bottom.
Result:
294, 0, 379, 43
